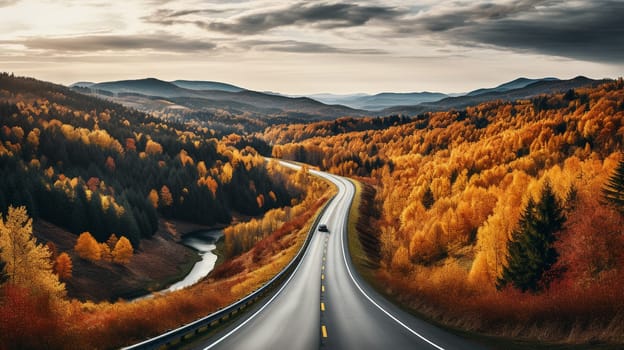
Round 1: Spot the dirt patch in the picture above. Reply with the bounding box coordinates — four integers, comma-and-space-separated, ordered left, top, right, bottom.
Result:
33, 219, 216, 302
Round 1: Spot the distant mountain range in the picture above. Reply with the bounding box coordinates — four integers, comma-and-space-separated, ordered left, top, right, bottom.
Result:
293, 77, 562, 110
307, 92, 448, 111
71, 79, 244, 94
71, 78, 365, 120
170, 80, 243, 92
70, 76, 609, 120
465, 77, 560, 97
380, 76, 608, 116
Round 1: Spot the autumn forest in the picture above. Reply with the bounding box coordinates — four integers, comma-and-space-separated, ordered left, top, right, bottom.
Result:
1, 72, 624, 349
269, 79, 624, 343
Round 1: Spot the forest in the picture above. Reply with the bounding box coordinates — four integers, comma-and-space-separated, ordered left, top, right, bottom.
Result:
3, 72, 624, 347
0, 73, 297, 247
0, 164, 332, 349
264, 79, 624, 343
0, 74, 336, 348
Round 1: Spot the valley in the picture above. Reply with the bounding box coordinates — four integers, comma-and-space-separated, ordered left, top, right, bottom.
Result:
2, 1, 623, 348
1, 72, 623, 349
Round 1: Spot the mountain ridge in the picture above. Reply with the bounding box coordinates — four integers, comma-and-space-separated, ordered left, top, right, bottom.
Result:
381, 76, 609, 115
71, 77, 366, 120
69, 76, 610, 120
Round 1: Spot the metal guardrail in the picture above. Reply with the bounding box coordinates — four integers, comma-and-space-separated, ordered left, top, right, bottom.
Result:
122, 193, 336, 350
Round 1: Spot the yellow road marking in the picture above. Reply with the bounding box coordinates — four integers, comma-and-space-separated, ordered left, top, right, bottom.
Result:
323, 256, 326, 261
321, 302, 325, 311
322, 265, 325, 270
321, 325, 328, 338
322, 285, 325, 292
321, 274, 325, 280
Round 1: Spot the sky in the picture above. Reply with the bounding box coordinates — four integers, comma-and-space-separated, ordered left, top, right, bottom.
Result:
0, 0, 622, 94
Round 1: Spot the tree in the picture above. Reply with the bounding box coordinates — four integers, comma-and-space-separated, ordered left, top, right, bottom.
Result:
53, 253, 72, 281
159, 185, 173, 207
145, 139, 163, 155
106, 234, 119, 250
112, 236, 133, 265
602, 156, 624, 214
148, 189, 159, 208
74, 232, 101, 262
497, 181, 566, 292
0, 206, 65, 298
99, 243, 112, 262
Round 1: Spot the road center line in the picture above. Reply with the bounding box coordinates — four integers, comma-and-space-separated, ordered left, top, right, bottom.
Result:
321, 325, 328, 338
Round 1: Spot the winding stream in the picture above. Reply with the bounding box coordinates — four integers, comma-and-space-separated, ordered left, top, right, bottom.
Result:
164, 230, 223, 293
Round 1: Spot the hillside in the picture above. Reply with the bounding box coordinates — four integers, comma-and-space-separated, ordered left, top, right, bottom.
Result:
466, 77, 559, 96
0, 73, 304, 299
308, 91, 448, 110
0, 74, 339, 349
265, 79, 624, 344
382, 76, 609, 115
89, 78, 196, 98
171, 80, 243, 92
72, 78, 367, 128
0, 74, 298, 239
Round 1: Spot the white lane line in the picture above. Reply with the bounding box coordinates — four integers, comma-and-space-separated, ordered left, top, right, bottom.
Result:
334, 176, 446, 350
203, 230, 325, 349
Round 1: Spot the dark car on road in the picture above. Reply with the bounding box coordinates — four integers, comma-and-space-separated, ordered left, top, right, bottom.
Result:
318, 224, 329, 232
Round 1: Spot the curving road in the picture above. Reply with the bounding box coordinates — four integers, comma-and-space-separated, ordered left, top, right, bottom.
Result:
192, 165, 486, 350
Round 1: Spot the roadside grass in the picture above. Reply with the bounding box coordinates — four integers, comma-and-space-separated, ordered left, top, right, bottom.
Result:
345, 179, 376, 282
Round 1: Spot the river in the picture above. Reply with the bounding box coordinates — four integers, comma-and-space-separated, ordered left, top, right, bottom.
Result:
164, 230, 223, 293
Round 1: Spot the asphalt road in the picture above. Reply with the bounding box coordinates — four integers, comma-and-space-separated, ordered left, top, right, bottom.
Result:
194, 165, 486, 350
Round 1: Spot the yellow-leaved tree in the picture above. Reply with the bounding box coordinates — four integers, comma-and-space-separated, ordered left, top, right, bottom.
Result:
148, 189, 159, 208
0, 206, 65, 298
112, 236, 133, 264
74, 232, 101, 262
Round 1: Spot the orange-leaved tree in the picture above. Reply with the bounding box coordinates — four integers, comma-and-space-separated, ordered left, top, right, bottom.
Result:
159, 185, 173, 207
112, 236, 133, 264
148, 189, 159, 208
53, 253, 72, 281
74, 232, 101, 262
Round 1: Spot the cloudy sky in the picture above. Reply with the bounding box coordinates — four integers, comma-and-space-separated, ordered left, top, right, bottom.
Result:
0, 0, 622, 94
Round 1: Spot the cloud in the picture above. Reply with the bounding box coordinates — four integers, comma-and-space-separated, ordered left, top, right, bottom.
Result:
242, 39, 386, 54
147, 2, 402, 34
394, 0, 624, 64
143, 8, 228, 25
0, 0, 19, 7
12, 34, 217, 53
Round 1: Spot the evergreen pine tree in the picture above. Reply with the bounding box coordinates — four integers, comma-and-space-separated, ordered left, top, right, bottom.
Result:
497, 181, 566, 292
602, 156, 624, 214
